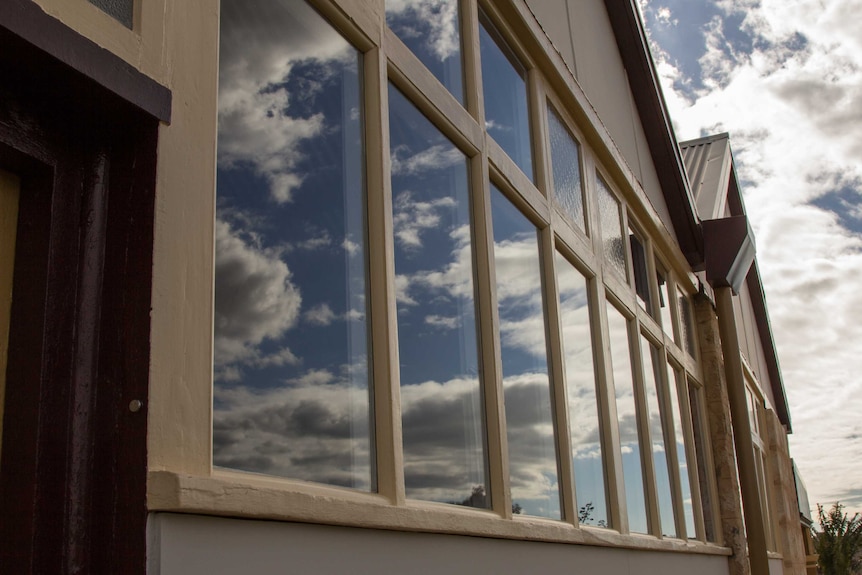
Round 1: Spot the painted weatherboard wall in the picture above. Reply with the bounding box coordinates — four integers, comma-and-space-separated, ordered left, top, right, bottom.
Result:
149, 513, 732, 575
526, 0, 675, 240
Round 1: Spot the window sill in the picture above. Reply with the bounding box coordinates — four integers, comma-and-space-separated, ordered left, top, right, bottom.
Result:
148, 470, 732, 556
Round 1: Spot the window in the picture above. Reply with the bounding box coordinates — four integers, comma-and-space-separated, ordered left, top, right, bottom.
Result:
597, 176, 626, 279
547, 103, 586, 233
629, 228, 651, 314
656, 261, 674, 339
677, 288, 698, 358
213, 0, 373, 489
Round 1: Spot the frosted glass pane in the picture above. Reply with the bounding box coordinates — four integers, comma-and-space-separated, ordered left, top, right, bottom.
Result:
492, 186, 560, 520
386, 0, 464, 104
89, 0, 133, 28
597, 176, 626, 279
556, 253, 608, 528
548, 105, 585, 232
606, 303, 647, 533
389, 84, 488, 508
677, 289, 697, 357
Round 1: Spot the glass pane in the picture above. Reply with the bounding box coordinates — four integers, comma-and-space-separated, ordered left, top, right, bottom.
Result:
668, 364, 697, 538
630, 230, 651, 314
479, 12, 533, 181
386, 0, 464, 104
389, 84, 488, 507
606, 303, 647, 533
89, 0, 133, 28
547, 104, 585, 232
556, 254, 608, 528
491, 186, 559, 519
656, 263, 674, 339
597, 176, 626, 279
213, 0, 372, 490
641, 338, 676, 538
677, 289, 697, 357
689, 384, 718, 541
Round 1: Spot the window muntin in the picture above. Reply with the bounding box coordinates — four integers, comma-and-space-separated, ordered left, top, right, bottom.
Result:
547, 104, 586, 233
556, 253, 608, 528
491, 185, 560, 519
386, 0, 464, 104
479, 11, 534, 181
389, 84, 488, 507
641, 336, 676, 538
213, 0, 373, 489
597, 176, 626, 280
606, 302, 647, 534
668, 363, 697, 538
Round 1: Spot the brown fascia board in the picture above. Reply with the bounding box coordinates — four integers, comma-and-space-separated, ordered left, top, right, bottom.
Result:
603, 0, 704, 268
0, 0, 171, 123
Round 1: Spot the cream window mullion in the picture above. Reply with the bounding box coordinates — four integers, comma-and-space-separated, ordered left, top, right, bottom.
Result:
542, 229, 577, 525
594, 281, 626, 533
486, 138, 545, 216
365, 45, 405, 505
473, 154, 511, 518
528, 68, 549, 200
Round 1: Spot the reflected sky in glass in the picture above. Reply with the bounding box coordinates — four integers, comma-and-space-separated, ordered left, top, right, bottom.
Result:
479, 13, 534, 181
548, 104, 585, 232
597, 176, 627, 280
641, 337, 676, 538
491, 185, 559, 520
213, 0, 372, 490
606, 303, 647, 533
690, 384, 717, 541
389, 84, 488, 508
668, 363, 697, 537
556, 253, 607, 528
386, 0, 464, 104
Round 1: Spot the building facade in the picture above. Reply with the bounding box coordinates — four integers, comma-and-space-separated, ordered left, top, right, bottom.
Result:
0, 0, 810, 573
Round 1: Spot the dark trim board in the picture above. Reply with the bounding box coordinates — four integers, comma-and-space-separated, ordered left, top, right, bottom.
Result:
0, 0, 171, 123
0, 18, 157, 574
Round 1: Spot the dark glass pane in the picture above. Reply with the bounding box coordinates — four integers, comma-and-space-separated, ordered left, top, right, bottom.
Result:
656, 263, 674, 339
389, 84, 488, 507
556, 254, 608, 528
491, 186, 559, 519
213, 0, 372, 490
479, 12, 533, 180
89, 0, 133, 28
548, 104, 585, 232
668, 364, 697, 538
386, 0, 464, 104
630, 230, 651, 314
597, 176, 626, 279
641, 338, 675, 537
606, 303, 647, 533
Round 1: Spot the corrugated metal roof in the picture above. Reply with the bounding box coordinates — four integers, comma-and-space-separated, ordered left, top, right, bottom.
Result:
679, 133, 733, 221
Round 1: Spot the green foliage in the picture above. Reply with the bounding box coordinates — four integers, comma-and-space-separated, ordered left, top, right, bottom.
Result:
813, 503, 862, 575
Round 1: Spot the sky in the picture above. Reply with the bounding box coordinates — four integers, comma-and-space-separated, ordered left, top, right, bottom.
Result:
638, 0, 862, 517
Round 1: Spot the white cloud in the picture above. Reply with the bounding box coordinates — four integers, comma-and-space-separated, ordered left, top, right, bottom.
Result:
386, 0, 461, 62
391, 144, 464, 177
643, 0, 862, 513
304, 303, 338, 326
424, 314, 460, 329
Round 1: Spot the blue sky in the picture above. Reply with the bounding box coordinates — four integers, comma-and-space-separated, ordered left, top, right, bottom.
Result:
638, 0, 862, 516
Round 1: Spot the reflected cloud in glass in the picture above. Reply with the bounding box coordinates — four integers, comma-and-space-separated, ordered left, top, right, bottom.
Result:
479, 12, 533, 181
668, 363, 697, 537
556, 254, 608, 527
387, 0, 464, 104
491, 185, 560, 519
389, 84, 487, 507
641, 337, 676, 538
606, 303, 647, 533
213, 0, 372, 490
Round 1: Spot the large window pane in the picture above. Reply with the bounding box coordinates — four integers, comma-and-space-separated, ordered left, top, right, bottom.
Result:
389, 85, 488, 507
597, 176, 626, 279
386, 0, 464, 104
668, 364, 697, 538
641, 337, 676, 538
689, 383, 718, 541
479, 12, 534, 180
213, 0, 372, 490
548, 104, 586, 232
556, 254, 608, 528
491, 186, 559, 519
630, 229, 651, 314
606, 304, 647, 533
656, 262, 674, 340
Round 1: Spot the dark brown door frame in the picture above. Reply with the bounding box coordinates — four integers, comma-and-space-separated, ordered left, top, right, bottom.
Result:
0, 7, 169, 573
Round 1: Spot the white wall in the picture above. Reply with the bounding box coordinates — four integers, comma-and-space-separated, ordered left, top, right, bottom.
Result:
149, 513, 731, 575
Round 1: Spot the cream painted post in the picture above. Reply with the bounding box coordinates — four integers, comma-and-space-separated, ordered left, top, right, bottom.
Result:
715, 286, 770, 575
0, 170, 19, 466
